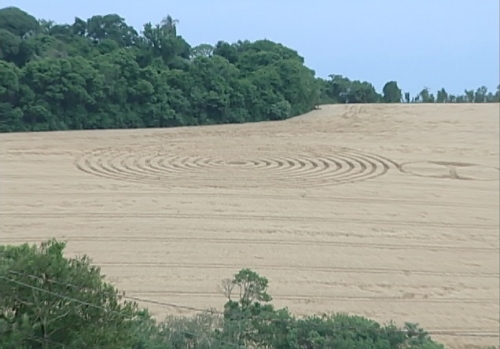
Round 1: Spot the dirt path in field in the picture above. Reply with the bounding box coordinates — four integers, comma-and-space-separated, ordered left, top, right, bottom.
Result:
1, 104, 498, 348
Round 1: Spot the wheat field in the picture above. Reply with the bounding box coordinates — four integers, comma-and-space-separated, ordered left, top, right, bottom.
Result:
1, 104, 499, 348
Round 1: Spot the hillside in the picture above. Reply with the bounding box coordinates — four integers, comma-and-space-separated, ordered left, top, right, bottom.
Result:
1, 104, 498, 348
1, 6, 499, 133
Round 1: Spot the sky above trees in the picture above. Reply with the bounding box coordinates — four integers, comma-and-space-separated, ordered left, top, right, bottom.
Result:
2, 0, 498, 96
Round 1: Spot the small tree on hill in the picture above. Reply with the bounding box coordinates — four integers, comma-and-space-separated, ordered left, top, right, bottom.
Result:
382, 81, 402, 103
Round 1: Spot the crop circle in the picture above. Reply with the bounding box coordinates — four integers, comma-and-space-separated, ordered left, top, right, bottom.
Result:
75, 146, 399, 188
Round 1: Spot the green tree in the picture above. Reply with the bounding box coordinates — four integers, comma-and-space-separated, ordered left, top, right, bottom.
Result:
323, 74, 351, 103
348, 80, 380, 103
160, 15, 179, 36
0, 239, 147, 349
0, 29, 21, 63
0, 29, 35, 66
494, 85, 500, 102
222, 268, 272, 310
0, 7, 39, 37
436, 88, 448, 103
404, 92, 410, 103
382, 81, 402, 103
474, 86, 488, 103
418, 87, 435, 103
220, 269, 277, 347
85, 14, 138, 47
140, 20, 190, 68
20, 56, 106, 130
0, 61, 24, 131
464, 89, 474, 103
191, 43, 214, 59
319, 75, 379, 104
218, 269, 445, 349
213, 40, 239, 64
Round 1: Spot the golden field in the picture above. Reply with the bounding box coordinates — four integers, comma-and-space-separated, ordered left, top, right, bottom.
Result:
1, 104, 498, 348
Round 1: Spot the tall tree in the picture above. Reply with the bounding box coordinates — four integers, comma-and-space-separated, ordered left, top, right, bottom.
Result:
436, 88, 448, 103
464, 89, 474, 103
160, 15, 179, 36
494, 84, 500, 102
404, 92, 410, 103
382, 81, 402, 103
474, 86, 488, 103
418, 87, 435, 103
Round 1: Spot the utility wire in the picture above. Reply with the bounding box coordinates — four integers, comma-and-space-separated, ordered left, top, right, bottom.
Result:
0, 273, 244, 348
1, 270, 498, 349
2, 270, 497, 338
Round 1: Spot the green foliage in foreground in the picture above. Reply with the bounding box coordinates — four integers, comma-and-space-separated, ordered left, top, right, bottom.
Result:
0, 6, 498, 133
0, 239, 447, 349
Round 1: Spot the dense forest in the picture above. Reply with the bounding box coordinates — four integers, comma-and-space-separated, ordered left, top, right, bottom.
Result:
0, 239, 449, 349
0, 6, 498, 133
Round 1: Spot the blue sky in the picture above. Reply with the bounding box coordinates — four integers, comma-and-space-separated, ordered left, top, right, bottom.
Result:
3, 0, 499, 96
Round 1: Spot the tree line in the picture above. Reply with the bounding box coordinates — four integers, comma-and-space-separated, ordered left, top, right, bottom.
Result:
0, 6, 498, 133
0, 239, 448, 349
319, 77, 499, 104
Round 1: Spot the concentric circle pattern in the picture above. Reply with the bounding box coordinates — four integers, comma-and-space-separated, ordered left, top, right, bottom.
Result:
75, 146, 399, 188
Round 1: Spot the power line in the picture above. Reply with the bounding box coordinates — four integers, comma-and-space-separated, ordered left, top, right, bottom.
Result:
6, 270, 209, 314
1, 270, 498, 349
2, 270, 498, 338
0, 272, 245, 348
0, 275, 125, 317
